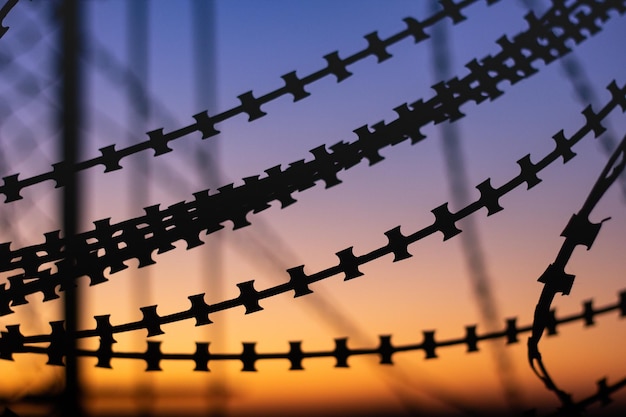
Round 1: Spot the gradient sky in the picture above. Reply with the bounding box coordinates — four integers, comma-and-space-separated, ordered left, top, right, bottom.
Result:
1, 1, 626, 416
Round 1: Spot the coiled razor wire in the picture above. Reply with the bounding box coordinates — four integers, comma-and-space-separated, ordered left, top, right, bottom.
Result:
0, 81, 623, 349
0, 1, 624, 312
527, 132, 626, 411
535, 375, 626, 416
0, 0, 620, 203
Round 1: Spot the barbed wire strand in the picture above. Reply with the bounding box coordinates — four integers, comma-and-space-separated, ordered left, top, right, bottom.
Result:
0, 0, 620, 416
83, 5, 442, 415
0, 5, 61, 412
0, 0, 504, 203
0, 6, 67, 414
527, 374, 626, 416
190, 1, 233, 416
1, 1, 623, 312
0, 83, 623, 357
76, 18, 472, 416
0, 0, 20, 39
551, 378, 626, 416
0, 73, 623, 319
5, 293, 626, 416
3, 288, 625, 417
124, 1, 155, 416
518, 0, 626, 204
528, 131, 626, 412
428, 0, 524, 412
227, 210, 483, 416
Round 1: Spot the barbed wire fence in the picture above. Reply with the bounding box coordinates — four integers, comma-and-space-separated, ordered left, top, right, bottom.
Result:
0, 0, 625, 416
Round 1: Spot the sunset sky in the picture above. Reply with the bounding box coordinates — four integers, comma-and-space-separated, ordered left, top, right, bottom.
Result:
1, 1, 626, 416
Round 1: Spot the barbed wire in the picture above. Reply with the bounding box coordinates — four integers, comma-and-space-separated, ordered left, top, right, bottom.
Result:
0, 0, 496, 202
0, 289, 622, 373
0, 84, 622, 352
0, 3, 624, 416
518, 0, 626, 201
428, 0, 523, 410
3, 290, 624, 416
0, 78, 624, 317
0, 0, 623, 313
0, 0, 617, 204
0, 0, 20, 39
527, 375, 626, 416
528, 133, 626, 411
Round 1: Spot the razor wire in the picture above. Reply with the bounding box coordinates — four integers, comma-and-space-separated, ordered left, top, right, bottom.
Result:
528, 134, 626, 411
0, 0, 20, 39
0, 3, 623, 417
519, 0, 626, 201
0, 81, 623, 347
0, 0, 624, 312
0, 0, 496, 202
527, 374, 626, 416
0, 289, 622, 373
3, 297, 626, 416
0, 79, 624, 316
84, 22, 476, 414
428, 0, 523, 410
1, 292, 625, 416
0, 0, 617, 204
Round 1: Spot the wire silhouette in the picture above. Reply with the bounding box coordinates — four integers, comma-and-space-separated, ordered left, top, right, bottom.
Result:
528, 132, 626, 412
0, 75, 623, 317
1, 1, 625, 416
3, 288, 623, 379
428, 0, 523, 411
518, 0, 626, 201
0, 1, 622, 312
0, 82, 623, 352
0, 0, 21, 39
0, 0, 537, 204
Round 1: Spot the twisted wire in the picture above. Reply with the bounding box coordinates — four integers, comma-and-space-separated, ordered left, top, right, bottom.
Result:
0, 0, 611, 203
0, 0, 624, 312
